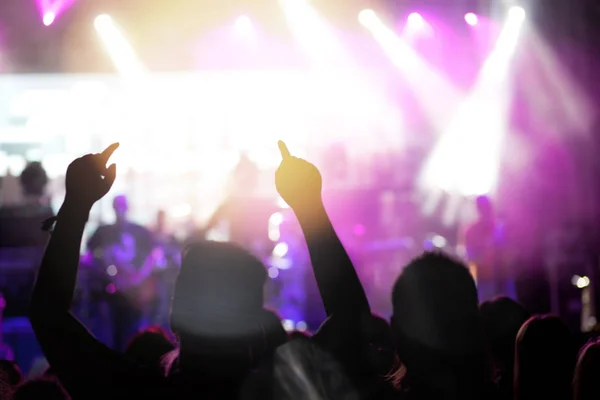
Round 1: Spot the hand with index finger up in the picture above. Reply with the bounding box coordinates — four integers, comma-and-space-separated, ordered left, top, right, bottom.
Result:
64, 143, 119, 210
275, 141, 323, 211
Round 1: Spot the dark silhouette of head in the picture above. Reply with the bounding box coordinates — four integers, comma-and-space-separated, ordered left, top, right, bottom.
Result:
475, 196, 493, 221
112, 195, 128, 222
19, 162, 48, 198
514, 315, 576, 400
13, 377, 68, 400
125, 325, 175, 370
391, 252, 488, 399
0, 360, 22, 388
170, 241, 286, 377
574, 338, 600, 400
480, 296, 530, 399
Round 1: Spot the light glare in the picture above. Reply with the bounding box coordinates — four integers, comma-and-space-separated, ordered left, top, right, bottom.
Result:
358, 9, 377, 26
269, 212, 284, 226
273, 242, 289, 258
234, 15, 253, 34
43, 12, 56, 26
407, 12, 424, 28
509, 7, 526, 22
94, 14, 113, 29
465, 13, 478, 26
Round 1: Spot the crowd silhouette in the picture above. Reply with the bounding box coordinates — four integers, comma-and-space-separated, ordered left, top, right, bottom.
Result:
0, 140, 598, 400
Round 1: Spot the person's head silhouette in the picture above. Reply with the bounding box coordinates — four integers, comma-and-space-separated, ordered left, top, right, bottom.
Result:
170, 241, 285, 377
514, 315, 575, 400
475, 195, 493, 221
390, 252, 488, 398
574, 338, 600, 400
112, 195, 129, 223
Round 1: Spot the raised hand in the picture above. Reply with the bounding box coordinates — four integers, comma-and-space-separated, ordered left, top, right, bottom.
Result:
275, 140, 322, 210
64, 143, 119, 210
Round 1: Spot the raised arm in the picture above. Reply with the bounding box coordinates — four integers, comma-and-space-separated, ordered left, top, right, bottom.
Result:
29, 144, 127, 396
274, 141, 369, 317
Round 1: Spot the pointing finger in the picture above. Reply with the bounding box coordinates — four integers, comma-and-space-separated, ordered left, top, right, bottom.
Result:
278, 140, 291, 160
98, 143, 120, 165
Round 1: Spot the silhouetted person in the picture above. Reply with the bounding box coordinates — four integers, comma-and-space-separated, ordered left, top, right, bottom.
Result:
29, 144, 287, 399
149, 210, 180, 328
275, 141, 398, 397
480, 296, 530, 400
20, 161, 50, 205
87, 194, 156, 350
391, 252, 491, 400
573, 338, 600, 400
461, 196, 515, 302
29, 142, 386, 399
0, 162, 53, 247
514, 315, 576, 400
13, 377, 69, 400
202, 153, 264, 250
124, 326, 175, 374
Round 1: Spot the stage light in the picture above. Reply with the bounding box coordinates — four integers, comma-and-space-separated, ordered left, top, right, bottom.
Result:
268, 266, 280, 279
106, 265, 117, 277
573, 275, 590, 289
94, 14, 112, 29
43, 11, 56, 26
407, 12, 424, 29
432, 235, 447, 248
94, 14, 147, 80
282, 319, 294, 331
358, 9, 377, 26
296, 321, 308, 331
273, 242, 289, 258
465, 13, 478, 26
269, 212, 284, 226
234, 15, 253, 35
419, 2, 526, 210
509, 6, 526, 22
268, 227, 280, 242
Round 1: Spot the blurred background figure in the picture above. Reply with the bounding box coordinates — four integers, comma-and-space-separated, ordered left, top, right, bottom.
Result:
0, 162, 53, 248
86, 194, 156, 351
460, 195, 516, 302
150, 210, 181, 329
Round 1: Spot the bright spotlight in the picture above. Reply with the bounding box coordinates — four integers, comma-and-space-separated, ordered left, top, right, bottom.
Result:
269, 212, 284, 226
407, 12, 424, 28
268, 266, 280, 279
282, 319, 294, 332
234, 15, 253, 34
273, 242, 289, 258
465, 12, 478, 26
358, 9, 377, 26
43, 11, 56, 26
508, 6, 526, 22
94, 14, 113, 29
432, 235, 447, 248
94, 13, 147, 80
296, 321, 308, 331
576, 276, 590, 289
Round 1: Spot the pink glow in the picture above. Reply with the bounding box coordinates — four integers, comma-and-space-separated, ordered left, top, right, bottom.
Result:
37, 0, 77, 26
465, 13, 478, 26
